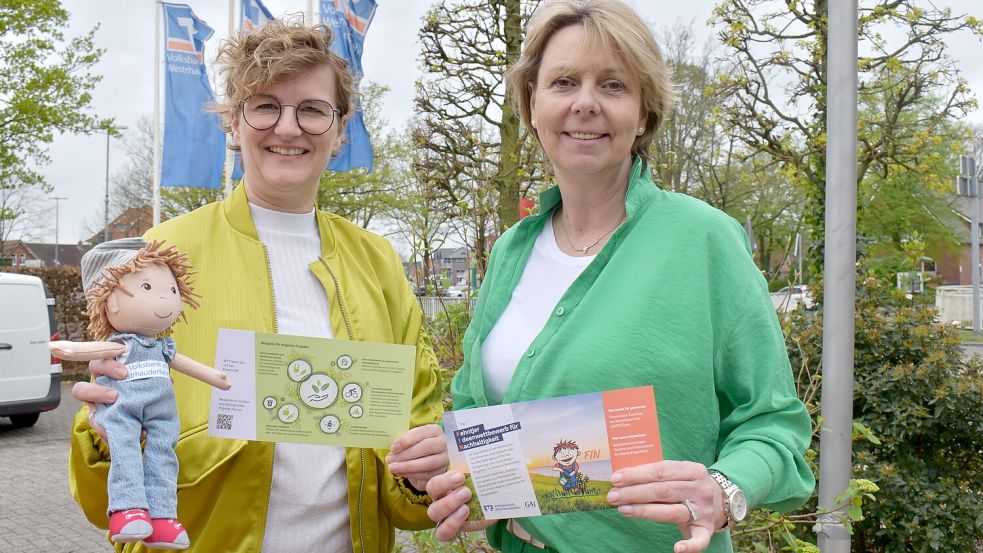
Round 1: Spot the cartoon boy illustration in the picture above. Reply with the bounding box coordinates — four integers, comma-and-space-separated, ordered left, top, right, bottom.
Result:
552, 439, 582, 493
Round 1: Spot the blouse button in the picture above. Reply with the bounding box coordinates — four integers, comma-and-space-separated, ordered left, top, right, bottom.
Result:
555, 306, 565, 316
526, 348, 536, 358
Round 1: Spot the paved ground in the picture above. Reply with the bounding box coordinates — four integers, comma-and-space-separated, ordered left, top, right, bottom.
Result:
961, 342, 983, 358
0, 382, 109, 553
0, 383, 435, 553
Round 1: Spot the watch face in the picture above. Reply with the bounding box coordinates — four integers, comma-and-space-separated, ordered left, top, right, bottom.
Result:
730, 489, 748, 521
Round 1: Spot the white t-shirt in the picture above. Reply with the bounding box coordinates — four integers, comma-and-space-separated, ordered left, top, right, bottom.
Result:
480, 216, 594, 403
250, 203, 351, 553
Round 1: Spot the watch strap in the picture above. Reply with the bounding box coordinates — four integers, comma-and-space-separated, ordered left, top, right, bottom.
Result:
708, 470, 738, 530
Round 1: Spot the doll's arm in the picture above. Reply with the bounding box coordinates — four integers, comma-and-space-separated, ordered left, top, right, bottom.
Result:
49, 340, 126, 361
170, 353, 231, 390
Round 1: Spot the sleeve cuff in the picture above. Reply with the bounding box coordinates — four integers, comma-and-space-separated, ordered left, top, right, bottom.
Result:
394, 475, 432, 506
710, 447, 776, 508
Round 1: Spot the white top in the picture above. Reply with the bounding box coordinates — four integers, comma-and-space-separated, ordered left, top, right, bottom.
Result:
250, 203, 352, 553
480, 217, 593, 403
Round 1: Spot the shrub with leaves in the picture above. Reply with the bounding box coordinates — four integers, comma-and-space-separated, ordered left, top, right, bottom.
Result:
760, 266, 983, 552
425, 300, 473, 408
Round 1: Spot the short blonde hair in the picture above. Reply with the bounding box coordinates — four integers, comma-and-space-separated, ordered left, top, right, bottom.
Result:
211, 18, 355, 141
506, 0, 675, 163
85, 241, 199, 341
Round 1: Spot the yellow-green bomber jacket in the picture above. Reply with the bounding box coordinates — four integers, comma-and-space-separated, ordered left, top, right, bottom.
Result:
68, 184, 444, 553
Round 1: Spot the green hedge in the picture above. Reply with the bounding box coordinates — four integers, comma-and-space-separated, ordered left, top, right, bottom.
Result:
775, 270, 983, 551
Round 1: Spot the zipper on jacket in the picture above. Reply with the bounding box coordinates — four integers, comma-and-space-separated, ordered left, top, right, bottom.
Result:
317, 256, 364, 553
260, 243, 278, 551
317, 257, 354, 341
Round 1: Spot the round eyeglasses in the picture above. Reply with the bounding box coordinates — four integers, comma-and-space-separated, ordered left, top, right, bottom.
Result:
240, 94, 341, 135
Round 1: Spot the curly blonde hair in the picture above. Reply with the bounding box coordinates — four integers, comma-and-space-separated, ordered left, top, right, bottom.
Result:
210, 17, 356, 145
506, 0, 676, 164
85, 241, 199, 341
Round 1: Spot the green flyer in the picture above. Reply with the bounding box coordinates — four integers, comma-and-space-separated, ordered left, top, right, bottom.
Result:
209, 328, 416, 448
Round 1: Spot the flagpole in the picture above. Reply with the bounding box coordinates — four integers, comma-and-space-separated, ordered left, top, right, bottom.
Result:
152, 0, 163, 226
223, 0, 236, 198
307, 0, 314, 25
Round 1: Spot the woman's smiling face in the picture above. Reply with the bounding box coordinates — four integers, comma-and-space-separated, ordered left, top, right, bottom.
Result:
232, 64, 345, 212
529, 24, 645, 182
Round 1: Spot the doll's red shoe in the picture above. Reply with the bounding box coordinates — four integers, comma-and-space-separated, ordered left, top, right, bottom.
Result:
144, 518, 190, 550
108, 509, 152, 542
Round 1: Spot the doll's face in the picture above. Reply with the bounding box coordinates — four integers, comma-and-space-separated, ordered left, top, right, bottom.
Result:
106, 262, 184, 336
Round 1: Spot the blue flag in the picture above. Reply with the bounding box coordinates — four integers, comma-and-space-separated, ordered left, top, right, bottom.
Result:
232, 0, 275, 182
241, 0, 274, 33
161, 3, 224, 188
320, 0, 377, 172
231, 150, 244, 181
232, 0, 275, 181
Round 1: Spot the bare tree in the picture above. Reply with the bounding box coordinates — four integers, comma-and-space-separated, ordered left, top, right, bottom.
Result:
712, 0, 981, 266
94, 114, 223, 236
651, 22, 805, 276
391, 121, 455, 293
415, 0, 547, 236
0, 182, 49, 257
317, 82, 407, 228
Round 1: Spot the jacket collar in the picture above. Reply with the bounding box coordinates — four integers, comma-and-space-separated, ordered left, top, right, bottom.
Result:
222, 182, 337, 256
533, 156, 657, 223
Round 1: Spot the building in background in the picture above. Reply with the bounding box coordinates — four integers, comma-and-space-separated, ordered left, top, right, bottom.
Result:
1, 240, 89, 268
87, 207, 154, 245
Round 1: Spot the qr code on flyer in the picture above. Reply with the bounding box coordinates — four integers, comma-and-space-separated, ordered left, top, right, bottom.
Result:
216, 414, 233, 430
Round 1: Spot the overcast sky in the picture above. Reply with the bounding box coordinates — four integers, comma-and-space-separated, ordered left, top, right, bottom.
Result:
38, 0, 983, 244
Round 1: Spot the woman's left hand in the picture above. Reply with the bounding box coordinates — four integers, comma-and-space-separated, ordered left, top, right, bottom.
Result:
606, 460, 724, 553
387, 424, 448, 492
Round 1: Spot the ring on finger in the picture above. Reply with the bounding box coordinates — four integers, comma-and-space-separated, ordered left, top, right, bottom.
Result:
682, 499, 699, 523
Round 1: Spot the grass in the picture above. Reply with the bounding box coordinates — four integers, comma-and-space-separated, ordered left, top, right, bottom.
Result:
957, 329, 983, 343
460, 471, 614, 520
529, 472, 612, 515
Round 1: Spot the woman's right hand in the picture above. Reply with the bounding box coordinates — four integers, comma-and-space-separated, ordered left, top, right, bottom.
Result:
426, 471, 495, 541
70, 358, 128, 442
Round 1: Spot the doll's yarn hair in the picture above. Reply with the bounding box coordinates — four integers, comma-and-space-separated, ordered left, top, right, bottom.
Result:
85, 241, 200, 341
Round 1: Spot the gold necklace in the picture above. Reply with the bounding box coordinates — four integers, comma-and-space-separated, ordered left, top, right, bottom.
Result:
558, 212, 627, 256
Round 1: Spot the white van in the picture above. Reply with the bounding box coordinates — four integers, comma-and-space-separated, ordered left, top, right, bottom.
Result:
0, 273, 62, 427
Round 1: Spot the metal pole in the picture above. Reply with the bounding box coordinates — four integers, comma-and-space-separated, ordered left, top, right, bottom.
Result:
51, 196, 67, 265
307, 0, 315, 25
153, 0, 163, 226
816, 0, 858, 552
224, 0, 236, 198
104, 130, 110, 242
797, 233, 804, 286
974, 177, 981, 336
103, 126, 127, 242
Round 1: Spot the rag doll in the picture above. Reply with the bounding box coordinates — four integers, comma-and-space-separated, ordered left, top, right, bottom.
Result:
50, 237, 229, 550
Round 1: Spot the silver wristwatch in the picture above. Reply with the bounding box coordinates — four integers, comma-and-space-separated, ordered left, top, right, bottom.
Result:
708, 470, 748, 530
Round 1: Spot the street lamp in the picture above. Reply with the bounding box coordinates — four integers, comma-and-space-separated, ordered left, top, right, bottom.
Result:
50, 196, 67, 265
104, 125, 128, 242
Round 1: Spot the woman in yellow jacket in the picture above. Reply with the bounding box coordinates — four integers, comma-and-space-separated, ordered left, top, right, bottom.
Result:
69, 20, 447, 553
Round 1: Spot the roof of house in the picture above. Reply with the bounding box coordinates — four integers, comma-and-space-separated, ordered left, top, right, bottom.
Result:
2, 240, 90, 267
87, 206, 154, 245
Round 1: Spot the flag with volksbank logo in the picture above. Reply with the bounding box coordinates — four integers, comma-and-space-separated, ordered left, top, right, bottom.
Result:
320, 0, 377, 173
231, 0, 276, 181
161, 3, 224, 188
241, 0, 274, 33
